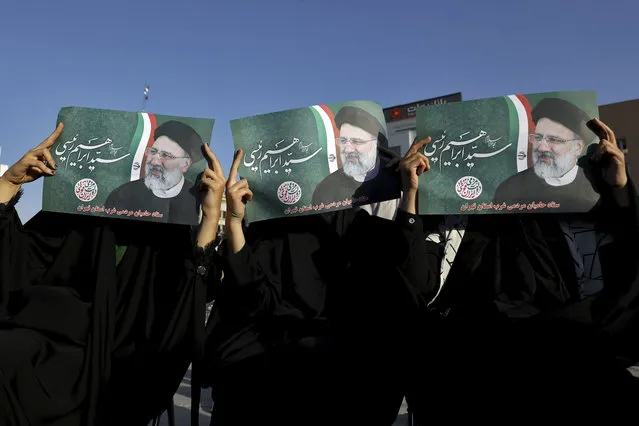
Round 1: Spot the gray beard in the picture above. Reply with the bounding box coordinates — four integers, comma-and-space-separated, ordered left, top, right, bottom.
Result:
144, 164, 183, 191
533, 151, 575, 180
342, 149, 376, 181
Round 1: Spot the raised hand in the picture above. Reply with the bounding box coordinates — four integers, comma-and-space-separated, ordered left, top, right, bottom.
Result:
398, 137, 431, 215
0, 124, 64, 204
226, 149, 253, 225
399, 137, 431, 193
199, 143, 227, 219
588, 118, 627, 188
1, 123, 63, 186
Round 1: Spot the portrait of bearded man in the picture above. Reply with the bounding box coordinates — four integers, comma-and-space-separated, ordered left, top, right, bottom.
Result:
494, 98, 601, 212
105, 120, 204, 225
311, 106, 401, 209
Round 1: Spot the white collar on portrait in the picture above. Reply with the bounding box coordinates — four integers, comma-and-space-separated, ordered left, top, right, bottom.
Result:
544, 164, 578, 187
151, 176, 185, 198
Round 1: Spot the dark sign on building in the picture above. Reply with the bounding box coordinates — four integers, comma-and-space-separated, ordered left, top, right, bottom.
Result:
383, 92, 462, 156
384, 92, 463, 123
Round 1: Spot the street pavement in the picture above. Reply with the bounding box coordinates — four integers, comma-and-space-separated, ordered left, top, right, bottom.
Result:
156, 365, 411, 426
156, 363, 639, 425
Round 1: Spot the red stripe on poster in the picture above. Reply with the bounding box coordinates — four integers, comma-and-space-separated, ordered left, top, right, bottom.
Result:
140, 114, 158, 178
516, 94, 534, 168
318, 104, 341, 169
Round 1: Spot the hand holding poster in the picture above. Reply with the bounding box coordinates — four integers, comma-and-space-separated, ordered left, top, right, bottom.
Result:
416, 90, 601, 214
230, 101, 401, 222
42, 107, 215, 225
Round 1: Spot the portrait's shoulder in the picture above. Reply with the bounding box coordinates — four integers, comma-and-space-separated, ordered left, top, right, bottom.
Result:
315, 168, 346, 190
493, 168, 536, 202
311, 169, 346, 204
497, 168, 535, 188
183, 179, 200, 199
111, 179, 145, 194
377, 163, 401, 183
106, 179, 145, 203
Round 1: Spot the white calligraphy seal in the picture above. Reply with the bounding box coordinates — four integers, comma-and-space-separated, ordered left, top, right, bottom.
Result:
277, 181, 302, 205
74, 178, 98, 202
455, 176, 482, 200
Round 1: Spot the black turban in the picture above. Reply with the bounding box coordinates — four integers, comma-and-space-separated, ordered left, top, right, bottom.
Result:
531, 98, 596, 144
154, 120, 204, 163
334, 106, 387, 145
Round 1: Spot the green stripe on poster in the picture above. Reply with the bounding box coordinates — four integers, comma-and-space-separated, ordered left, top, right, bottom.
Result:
310, 106, 327, 159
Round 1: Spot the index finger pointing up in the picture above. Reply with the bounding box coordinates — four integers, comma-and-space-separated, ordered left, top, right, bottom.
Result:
408, 136, 431, 155
40, 123, 64, 148
203, 143, 223, 176
594, 118, 616, 144
228, 148, 243, 183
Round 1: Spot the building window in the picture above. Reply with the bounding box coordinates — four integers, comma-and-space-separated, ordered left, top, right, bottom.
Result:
617, 138, 628, 154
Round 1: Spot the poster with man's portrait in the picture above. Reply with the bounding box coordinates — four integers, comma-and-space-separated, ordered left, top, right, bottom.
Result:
42, 106, 215, 225
230, 101, 401, 223
416, 90, 601, 215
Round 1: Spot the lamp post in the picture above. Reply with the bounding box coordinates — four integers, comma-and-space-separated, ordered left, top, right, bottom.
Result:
142, 85, 150, 112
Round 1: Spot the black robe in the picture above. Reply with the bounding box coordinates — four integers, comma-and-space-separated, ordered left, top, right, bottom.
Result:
105, 178, 200, 226
409, 178, 639, 421
433, 179, 639, 338
203, 206, 440, 426
494, 166, 600, 212
311, 162, 402, 208
0, 191, 220, 426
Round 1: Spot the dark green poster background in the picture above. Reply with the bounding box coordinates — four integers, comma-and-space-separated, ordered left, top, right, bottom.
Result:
42, 106, 214, 223
416, 90, 599, 215
231, 100, 388, 223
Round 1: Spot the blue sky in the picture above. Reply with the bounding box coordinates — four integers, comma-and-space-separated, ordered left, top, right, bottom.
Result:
1, 0, 637, 221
